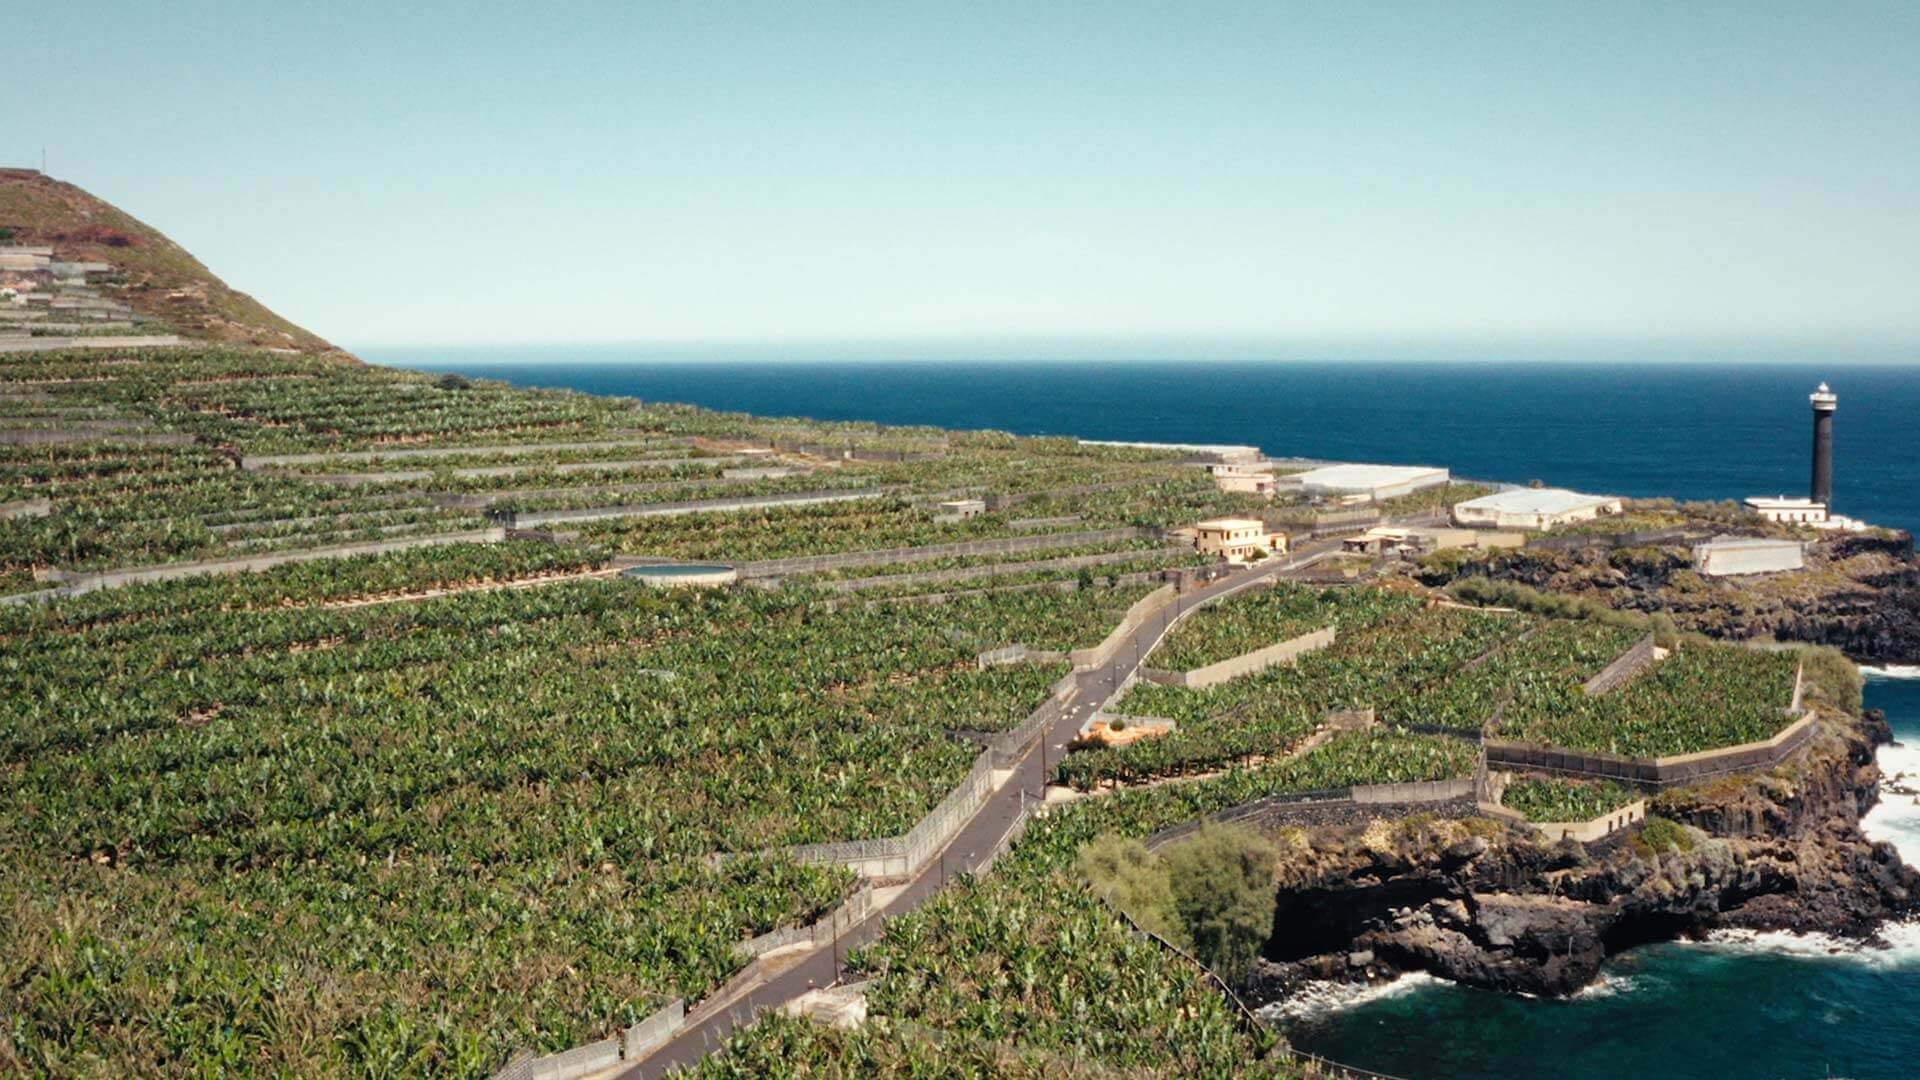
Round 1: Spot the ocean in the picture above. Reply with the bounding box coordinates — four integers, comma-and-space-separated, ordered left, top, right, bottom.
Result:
364, 348, 1920, 1078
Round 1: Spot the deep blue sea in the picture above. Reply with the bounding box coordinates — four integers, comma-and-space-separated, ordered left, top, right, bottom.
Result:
369, 349, 1918, 536
366, 347, 1920, 1079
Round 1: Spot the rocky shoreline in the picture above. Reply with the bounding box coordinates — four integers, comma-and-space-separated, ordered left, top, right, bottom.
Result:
1417, 531, 1920, 665
1245, 708, 1919, 1005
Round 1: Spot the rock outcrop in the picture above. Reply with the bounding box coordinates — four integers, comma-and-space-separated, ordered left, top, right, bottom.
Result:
1245, 710, 1918, 1003
1415, 532, 1920, 663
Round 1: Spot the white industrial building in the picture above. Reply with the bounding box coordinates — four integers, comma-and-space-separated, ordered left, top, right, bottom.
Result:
1286, 463, 1450, 502
1452, 488, 1623, 531
1692, 537, 1806, 577
1743, 496, 1866, 532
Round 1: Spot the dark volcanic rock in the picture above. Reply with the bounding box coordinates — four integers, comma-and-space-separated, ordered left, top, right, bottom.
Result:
1245, 712, 1920, 1003
1415, 531, 1920, 663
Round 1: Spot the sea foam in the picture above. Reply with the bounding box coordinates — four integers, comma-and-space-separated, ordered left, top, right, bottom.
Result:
1256, 971, 1440, 1021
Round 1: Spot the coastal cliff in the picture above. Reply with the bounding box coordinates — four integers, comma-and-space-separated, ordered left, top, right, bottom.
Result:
1245, 709, 1918, 1003
1416, 531, 1920, 664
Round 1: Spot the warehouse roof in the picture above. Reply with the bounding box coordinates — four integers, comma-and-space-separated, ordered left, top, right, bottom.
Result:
1455, 488, 1618, 515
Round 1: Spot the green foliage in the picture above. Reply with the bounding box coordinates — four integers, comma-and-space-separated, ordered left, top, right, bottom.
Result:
1074, 835, 1184, 946
1161, 824, 1280, 981
1151, 582, 1347, 672
1501, 778, 1638, 823
1634, 815, 1695, 856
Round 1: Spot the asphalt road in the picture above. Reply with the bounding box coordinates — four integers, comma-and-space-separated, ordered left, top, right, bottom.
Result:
621, 542, 1341, 1077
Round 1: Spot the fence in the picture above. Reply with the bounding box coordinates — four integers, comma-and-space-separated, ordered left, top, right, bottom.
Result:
1142, 626, 1338, 689
738, 882, 876, 958
738, 527, 1151, 579
1581, 632, 1659, 695
493, 995, 687, 1080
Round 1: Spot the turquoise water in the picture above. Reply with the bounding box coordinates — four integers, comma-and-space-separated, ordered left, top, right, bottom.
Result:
1276, 674, 1920, 1080
360, 350, 1920, 1076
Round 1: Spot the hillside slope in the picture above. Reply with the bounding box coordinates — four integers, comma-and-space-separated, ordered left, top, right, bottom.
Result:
0, 168, 343, 356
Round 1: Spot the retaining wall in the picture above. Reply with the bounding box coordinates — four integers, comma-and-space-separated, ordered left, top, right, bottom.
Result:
723, 685, 1072, 880
0, 335, 182, 353
0, 497, 51, 519
738, 882, 875, 958
1069, 584, 1179, 671
738, 527, 1150, 579
1527, 799, 1649, 843
820, 546, 1187, 595
1144, 779, 1476, 850
243, 439, 683, 469
1143, 625, 1338, 689
504, 489, 887, 527
32, 527, 507, 596
1484, 706, 1816, 789
0, 428, 192, 446
1581, 632, 1659, 695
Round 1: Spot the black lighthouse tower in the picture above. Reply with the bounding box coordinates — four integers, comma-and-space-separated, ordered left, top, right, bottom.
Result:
1809, 382, 1837, 508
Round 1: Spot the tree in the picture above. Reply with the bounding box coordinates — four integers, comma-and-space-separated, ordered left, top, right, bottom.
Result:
1160, 823, 1279, 981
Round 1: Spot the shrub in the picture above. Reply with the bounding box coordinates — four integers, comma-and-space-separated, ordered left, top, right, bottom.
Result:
436, 372, 473, 391
1634, 815, 1694, 856
1075, 835, 1184, 946
1160, 823, 1279, 981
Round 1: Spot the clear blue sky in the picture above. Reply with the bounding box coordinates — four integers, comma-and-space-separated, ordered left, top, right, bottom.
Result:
9, 1, 1919, 359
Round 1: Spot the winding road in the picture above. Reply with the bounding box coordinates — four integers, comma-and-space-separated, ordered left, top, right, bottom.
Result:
620, 538, 1344, 1076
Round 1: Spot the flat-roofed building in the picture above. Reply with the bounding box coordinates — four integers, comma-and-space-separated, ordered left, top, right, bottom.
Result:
933, 498, 987, 523
1190, 517, 1285, 563
1288, 463, 1449, 502
1692, 537, 1805, 577
1744, 496, 1828, 526
1453, 488, 1623, 531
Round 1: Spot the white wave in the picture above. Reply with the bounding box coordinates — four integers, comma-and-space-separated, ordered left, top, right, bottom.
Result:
1863, 664, 1920, 680
1256, 971, 1440, 1021
1570, 969, 1641, 999
1864, 735, 1920, 866
1694, 922, 1920, 967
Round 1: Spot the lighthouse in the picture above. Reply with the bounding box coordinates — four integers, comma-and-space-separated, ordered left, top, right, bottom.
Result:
1809, 382, 1836, 508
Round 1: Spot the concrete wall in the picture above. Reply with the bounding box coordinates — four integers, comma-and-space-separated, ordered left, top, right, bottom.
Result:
31, 527, 507, 598
820, 545, 1186, 595
505, 489, 885, 527
1693, 539, 1805, 576
1581, 632, 1659, 696
0, 497, 51, 520
1485, 703, 1816, 788
1068, 584, 1179, 671
1145, 625, 1338, 689
0, 335, 181, 353
1530, 800, 1648, 843
739, 527, 1150, 579
243, 439, 682, 468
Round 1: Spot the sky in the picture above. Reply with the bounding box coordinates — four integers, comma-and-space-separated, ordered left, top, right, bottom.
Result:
7, 1, 1919, 360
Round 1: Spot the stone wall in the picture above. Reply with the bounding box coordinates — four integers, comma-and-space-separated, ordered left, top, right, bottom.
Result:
738, 527, 1151, 579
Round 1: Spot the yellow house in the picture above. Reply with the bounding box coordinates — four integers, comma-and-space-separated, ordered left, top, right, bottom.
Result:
1191, 518, 1285, 563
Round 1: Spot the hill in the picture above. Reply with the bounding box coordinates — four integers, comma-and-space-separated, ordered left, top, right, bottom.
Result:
0, 168, 343, 355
